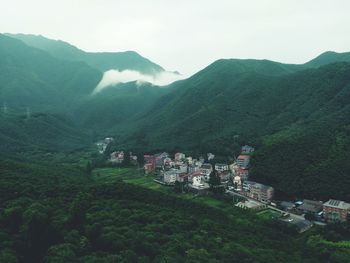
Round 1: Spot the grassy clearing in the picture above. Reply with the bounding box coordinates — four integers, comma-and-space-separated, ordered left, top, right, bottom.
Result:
256, 209, 281, 220
92, 167, 251, 216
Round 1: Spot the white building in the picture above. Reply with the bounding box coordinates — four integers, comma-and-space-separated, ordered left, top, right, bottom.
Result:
233, 175, 242, 190
192, 175, 203, 186
215, 163, 229, 173
163, 169, 177, 184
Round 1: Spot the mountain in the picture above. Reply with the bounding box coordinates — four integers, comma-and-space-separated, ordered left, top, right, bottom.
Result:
113, 60, 350, 201
305, 51, 350, 67
6, 33, 165, 75
0, 34, 102, 113
75, 81, 169, 131
0, 112, 90, 154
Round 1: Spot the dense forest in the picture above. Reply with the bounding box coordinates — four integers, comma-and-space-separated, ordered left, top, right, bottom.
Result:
1, 156, 350, 263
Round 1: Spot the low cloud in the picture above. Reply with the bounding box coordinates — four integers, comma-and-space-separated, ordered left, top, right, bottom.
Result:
93, 70, 184, 94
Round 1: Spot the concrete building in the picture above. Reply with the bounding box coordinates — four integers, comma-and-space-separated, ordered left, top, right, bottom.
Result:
233, 175, 242, 190
243, 181, 274, 202
200, 163, 213, 180
163, 169, 177, 184
144, 162, 155, 174
323, 199, 350, 222
236, 168, 249, 181
215, 163, 229, 173
237, 155, 250, 168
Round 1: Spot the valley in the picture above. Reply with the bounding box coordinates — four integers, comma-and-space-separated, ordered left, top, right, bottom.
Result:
1, 32, 350, 262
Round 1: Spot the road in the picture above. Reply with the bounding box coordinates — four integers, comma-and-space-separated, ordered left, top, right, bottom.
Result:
226, 190, 306, 224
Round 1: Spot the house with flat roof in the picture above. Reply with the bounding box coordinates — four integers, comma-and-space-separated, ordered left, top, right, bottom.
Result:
323, 199, 350, 222
215, 163, 229, 173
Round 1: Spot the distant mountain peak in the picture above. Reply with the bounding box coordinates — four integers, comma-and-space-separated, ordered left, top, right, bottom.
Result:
305, 50, 350, 67
5, 33, 165, 75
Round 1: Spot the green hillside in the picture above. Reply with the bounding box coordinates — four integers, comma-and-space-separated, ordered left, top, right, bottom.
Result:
75, 82, 169, 131
6, 33, 164, 75
1, 159, 349, 263
112, 61, 350, 201
0, 112, 90, 155
0, 34, 102, 113
305, 51, 350, 67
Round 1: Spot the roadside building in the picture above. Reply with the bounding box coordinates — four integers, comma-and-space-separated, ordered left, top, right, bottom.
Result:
295, 220, 313, 233
243, 181, 274, 202
280, 201, 296, 212
298, 200, 323, 215
237, 155, 250, 168
323, 199, 350, 222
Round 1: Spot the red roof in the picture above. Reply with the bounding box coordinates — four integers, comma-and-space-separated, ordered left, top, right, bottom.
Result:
238, 155, 249, 160
189, 171, 202, 177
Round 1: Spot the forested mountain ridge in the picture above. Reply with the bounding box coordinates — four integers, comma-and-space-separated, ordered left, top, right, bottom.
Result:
5, 33, 165, 75
0, 112, 90, 154
2, 31, 350, 202
305, 51, 350, 67
0, 34, 102, 113
111, 61, 350, 201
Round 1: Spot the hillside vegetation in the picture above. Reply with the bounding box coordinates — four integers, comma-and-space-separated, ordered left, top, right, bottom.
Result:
1, 158, 349, 263
113, 61, 350, 201
6, 33, 164, 75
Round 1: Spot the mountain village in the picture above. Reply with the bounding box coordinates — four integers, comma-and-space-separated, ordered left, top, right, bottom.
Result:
96, 138, 350, 233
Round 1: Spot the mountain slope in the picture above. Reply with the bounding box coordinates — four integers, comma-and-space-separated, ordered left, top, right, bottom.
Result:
305, 51, 350, 67
6, 33, 164, 75
75, 81, 169, 131
0, 34, 102, 113
114, 61, 350, 201
0, 112, 90, 154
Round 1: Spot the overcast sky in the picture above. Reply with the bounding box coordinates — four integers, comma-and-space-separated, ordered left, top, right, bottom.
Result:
2, 0, 350, 76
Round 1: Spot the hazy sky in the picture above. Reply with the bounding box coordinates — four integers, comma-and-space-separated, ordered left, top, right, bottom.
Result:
2, 0, 350, 76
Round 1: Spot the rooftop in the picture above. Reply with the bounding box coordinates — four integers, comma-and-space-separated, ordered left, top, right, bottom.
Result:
323, 199, 350, 210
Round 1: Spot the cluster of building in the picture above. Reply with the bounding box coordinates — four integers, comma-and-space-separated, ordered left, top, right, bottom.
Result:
109, 151, 138, 164
143, 145, 275, 202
